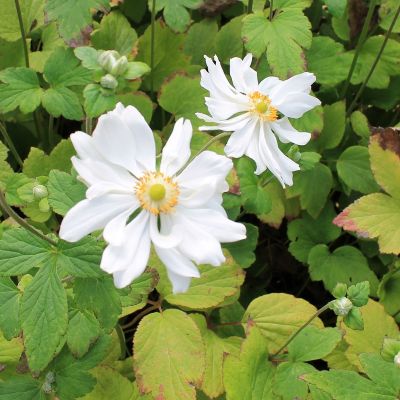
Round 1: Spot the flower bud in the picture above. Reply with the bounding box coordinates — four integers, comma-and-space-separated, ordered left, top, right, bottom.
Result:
100, 74, 118, 90
332, 297, 353, 316
32, 184, 48, 199
111, 55, 128, 76
98, 50, 120, 73
395, 352, 400, 367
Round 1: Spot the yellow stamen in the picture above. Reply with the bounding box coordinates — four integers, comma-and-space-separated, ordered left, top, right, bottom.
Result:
249, 91, 278, 122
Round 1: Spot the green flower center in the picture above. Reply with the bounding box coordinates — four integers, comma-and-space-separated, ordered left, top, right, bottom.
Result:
255, 101, 268, 114
149, 183, 166, 201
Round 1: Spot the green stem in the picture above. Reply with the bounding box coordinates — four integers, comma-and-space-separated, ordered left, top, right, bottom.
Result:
347, 5, 400, 117
247, 0, 253, 13
260, 174, 274, 187
0, 191, 57, 246
48, 116, 54, 149
269, 0, 274, 20
0, 121, 23, 168
85, 117, 93, 135
341, 0, 377, 98
14, 0, 29, 68
150, 0, 156, 96
270, 303, 331, 359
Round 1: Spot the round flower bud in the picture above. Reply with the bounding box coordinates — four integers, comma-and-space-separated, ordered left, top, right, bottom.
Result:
333, 297, 353, 316
98, 50, 119, 73
394, 352, 400, 367
111, 56, 128, 76
100, 74, 118, 90
32, 184, 48, 199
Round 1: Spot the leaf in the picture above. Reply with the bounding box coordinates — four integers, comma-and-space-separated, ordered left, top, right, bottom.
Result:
342, 299, 399, 370
350, 111, 371, 139
136, 20, 191, 91
81, 366, 136, 400
42, 87, 84, 120
287, 163, 333, 218
0, 67, 43, 113
83, 83, 116, 118
91, 11, 137, 55
259, 180, 286, 228
47, 170, 86, 216
325, 0, 347, 17
153, 0, 202, 32
45, 0, 110, 41
20, 263, 68, 372
243, 293, 323, 353
73, 277, 121, 331
379, 0, 400, 33
0, 278, 20, 339
159, 75, 207, 128
308, 244, 379, 294
0, 376, 45, 400
237, 157, 272, 215
307, 36, 352, 86
224, 223, 259, 268
351, 36, 400, 89
337, 146, 380, 194
288, 326, 342, 362
224, 325, 275, 400
184, 19, 218, 65
379, 268, 400, 316
133, 309, 205, 400
215, 16, 244, 64
117, 91, 153, 123
67, 309, 101, 358
316, 101, 345, 150
242, 9, 312, 78
290, 104, 324, 138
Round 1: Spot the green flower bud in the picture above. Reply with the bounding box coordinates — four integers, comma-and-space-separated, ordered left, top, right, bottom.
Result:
32, 184, 48, 199
332, 297, 353, 316
111, 55, 128, 76
100, 74, 118, 90
98, 50, 120, 72
394, 352, 400, 366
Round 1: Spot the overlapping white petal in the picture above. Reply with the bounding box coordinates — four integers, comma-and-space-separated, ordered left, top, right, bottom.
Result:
60, 103, 246, 293
197, 54, 321, 186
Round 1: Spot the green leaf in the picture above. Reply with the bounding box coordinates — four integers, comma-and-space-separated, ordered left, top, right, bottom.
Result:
42, 87, 84, 120
258, 180, 286, 228
45, 0, 110, 41
224, 325, 275, 399
215, 16, 244, 64
91, 11, 137, 55
47, 170, 86, 216
316, 101, 345, 150
74, 46, 100, 70
351, 36, 400, 89
123, 61, 150, 80
0, 278, 20, 339
134, 309, 205, 400
0, 331, 23, 364
379, 0, 400, 33
347, 281, 370, 307
288, 326, 342, 362
308, 244, 379, 294
325, 0, 347, 17
243, 293, 323, 353
379, 268, 400, 316
73, 277, 121, 331
350, 111, 371, 139
287, 163, 333, 218
290, 104, 324, 138
0, 67, 43, 113
343, 307, 364, 330
184, 19, 218, 65
237, 157, 272, 215
242, 9, 312, 78
337, 146, 380, 194
136, 20, 190, 91
67, 309, 101, 358
83, 83, 116, 118
20, 262, 68, 371
307, 36, 352, 86
117, 91, 153, 123
224, 223, 258, 268
0, 376, 45, 400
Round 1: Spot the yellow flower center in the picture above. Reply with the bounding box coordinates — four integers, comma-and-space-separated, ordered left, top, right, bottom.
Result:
249, 91, 278, 122
135, 172, 179, 215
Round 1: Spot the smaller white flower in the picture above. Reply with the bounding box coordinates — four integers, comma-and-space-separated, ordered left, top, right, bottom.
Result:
59, 103, 246, 292
196, 54, 321, 186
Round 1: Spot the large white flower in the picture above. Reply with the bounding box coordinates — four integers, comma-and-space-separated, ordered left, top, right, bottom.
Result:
196, 54, 321, 186
59, 103, 246, 292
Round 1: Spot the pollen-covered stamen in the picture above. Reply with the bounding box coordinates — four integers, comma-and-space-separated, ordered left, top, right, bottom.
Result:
249, 91, 278, 122
135, 172, 179, 215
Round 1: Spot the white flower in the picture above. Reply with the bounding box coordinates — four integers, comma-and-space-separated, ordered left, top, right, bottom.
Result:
59, 103, 246, 292
394, 351, 400, 366
196, 54, 321, 186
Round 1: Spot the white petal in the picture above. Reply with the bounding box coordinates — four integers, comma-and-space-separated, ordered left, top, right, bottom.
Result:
160, 118, 192, 176
149, 214, 182, 248
271, 118, 311, 145
275, 93, 321, 119
155, 246, 200, 278
204, 55, 238, 98
224, 118, 257, 158
205, 97, 249, 120
70, 131, 102, 160
229, 54, 258, 93
85, 182, 134, 200
258, 76, 281, 94
59, 194, 135, 242
197, 112, 252, 132
270, 72, 316, 98
165, 269, 193, 293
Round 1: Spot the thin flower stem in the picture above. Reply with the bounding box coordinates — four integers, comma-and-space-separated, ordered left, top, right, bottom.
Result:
341, 0, 377, 98
14, 0, 29, 68
270, 302, 331, 359
269, 0, 274, 20
122, 304, 159, 330
0, 121, 23, 168
247, 0, 253, 13
48, 115, 55, 149
85, 117, 93, 135
0, 190, 57, 246
150, 0, 156, 96
347, 5, 400, 117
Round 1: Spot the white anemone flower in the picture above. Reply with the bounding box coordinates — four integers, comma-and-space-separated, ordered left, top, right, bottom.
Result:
59, 103, 246, 292
196, 54, 321, 186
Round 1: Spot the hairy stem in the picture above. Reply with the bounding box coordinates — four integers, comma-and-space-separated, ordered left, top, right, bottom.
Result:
14, 0, 29, 67
346, 5, 400, 116
150, 0, 156, 96
270, 302, 331, 359
0, 190, 57, 246
0, 121, 23, 168
122, 304, 159, 330
341, 0, 377, 97
269, 0, 274, 20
